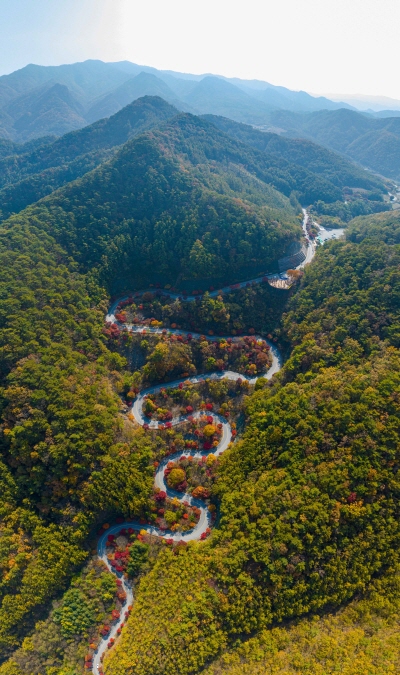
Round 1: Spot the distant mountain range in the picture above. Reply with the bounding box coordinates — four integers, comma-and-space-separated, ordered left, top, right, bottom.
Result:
323, 93, 400, 113
0, 60, 399, 181
0, 59, 354, 142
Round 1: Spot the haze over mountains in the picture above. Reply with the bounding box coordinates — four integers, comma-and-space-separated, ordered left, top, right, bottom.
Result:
324, 93, 400, 113
1, 59, 400, 182
0, 59, 353, 140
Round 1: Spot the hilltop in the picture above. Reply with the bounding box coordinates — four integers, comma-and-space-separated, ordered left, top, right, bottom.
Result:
2, 112, 309, 289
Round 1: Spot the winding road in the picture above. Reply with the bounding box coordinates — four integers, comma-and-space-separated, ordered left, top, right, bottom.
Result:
92, 209, 328, 672
93, 334, 280, 672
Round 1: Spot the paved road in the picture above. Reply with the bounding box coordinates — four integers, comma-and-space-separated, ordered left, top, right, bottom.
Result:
299, 209, 316, 267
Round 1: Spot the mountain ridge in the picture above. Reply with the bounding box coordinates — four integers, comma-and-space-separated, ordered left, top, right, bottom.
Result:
0, 97, 389, 222
0, 59, 359, 142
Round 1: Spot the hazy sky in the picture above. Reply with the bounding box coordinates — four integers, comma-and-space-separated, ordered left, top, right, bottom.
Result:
1, 0, 399, 98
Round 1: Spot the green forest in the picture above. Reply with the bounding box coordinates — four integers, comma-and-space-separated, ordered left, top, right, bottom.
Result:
0, 97, 398, 675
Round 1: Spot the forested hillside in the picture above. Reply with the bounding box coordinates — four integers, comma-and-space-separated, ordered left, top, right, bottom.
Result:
0, 113, 315, 291
0, 136, 55, 159
2, 111, 332, 283
346, 209, 400, 244
204, 114, 385, 191
201, 571, 400, 674
0, 103, 299, 664
266, 107, 400, 180
0, 97, 386, 224
205, 114, 391, 224
0, 218, 157, 659
0, 97, 178, 185
0, 97, 179, 220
